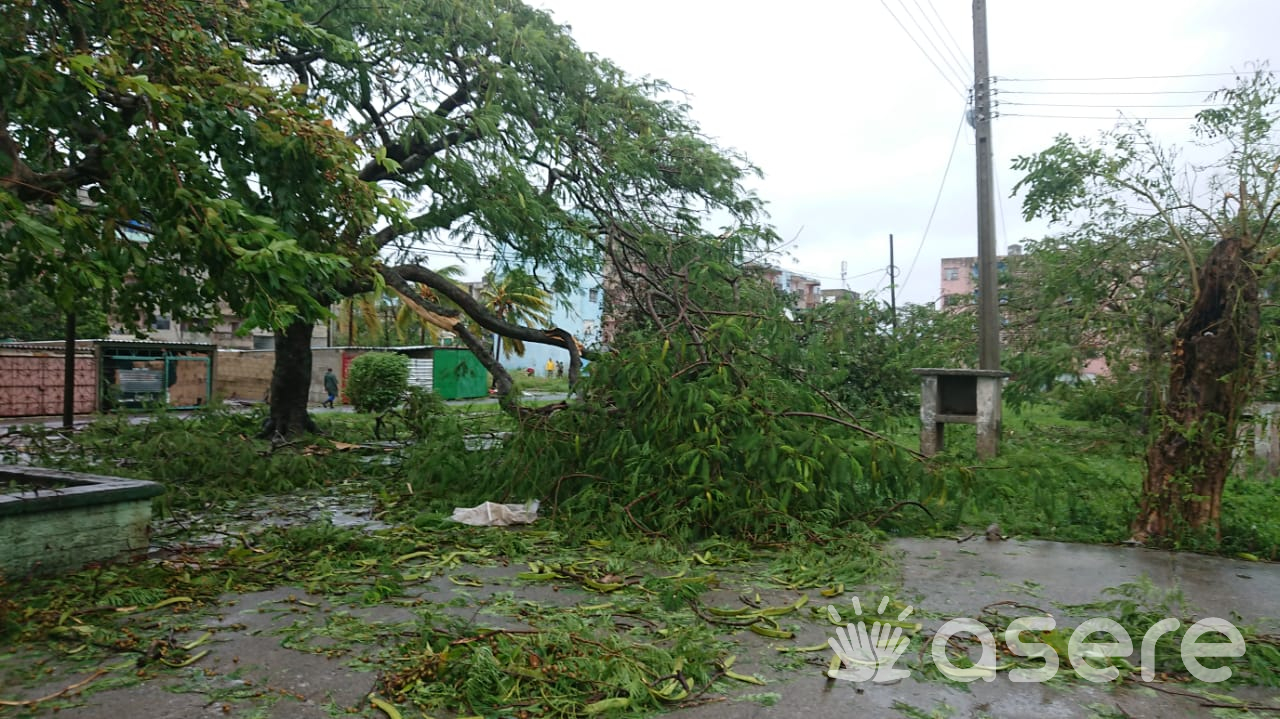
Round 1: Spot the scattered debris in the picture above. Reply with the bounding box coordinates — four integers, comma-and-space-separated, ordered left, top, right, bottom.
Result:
450, 500, 540, 526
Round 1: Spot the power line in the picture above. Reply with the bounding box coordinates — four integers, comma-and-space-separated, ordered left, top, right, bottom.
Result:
901, 104, 968, 292
1002, 112, 1199, 121
893, 0, 971, 92
798, 267, 882, 284
923, 0, 972, 75
999, 88, 1218, 96
1002, 100, 1219, 109
993, 164, 1010, 253
999, 71, 1245, 82
879, 0, 967, 98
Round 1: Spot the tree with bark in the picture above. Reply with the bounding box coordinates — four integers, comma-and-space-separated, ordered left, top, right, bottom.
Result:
2, 0, 379, 429
242, 0, 767, 433
1012, 69, 1280, 544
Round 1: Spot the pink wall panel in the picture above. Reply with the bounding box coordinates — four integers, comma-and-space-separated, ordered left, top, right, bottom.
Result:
0, 354, 97, 417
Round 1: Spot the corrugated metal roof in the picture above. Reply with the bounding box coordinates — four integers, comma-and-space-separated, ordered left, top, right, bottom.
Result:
1, 339, 216, 352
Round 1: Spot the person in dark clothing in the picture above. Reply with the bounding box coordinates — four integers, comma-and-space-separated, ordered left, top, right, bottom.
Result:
322, 368, 339, 408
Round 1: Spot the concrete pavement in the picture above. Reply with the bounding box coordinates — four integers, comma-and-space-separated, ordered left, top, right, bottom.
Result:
3, 538, 1277, 718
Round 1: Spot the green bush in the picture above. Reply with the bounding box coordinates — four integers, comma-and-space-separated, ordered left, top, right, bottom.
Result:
1059, 379, 1144, 426
346, 352, 410, 413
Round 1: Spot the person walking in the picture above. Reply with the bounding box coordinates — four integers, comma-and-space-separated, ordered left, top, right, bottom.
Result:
322, 368, 339, 408
545, 358, 555, 378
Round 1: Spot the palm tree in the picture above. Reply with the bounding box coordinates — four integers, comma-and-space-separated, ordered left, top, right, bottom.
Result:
335, 265, 466, 346
479, 269, 553, 359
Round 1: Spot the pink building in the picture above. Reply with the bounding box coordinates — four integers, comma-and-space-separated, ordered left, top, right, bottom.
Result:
938, 244, 1021, 308
938, 245, 1108, 379
758, 267, 822, 310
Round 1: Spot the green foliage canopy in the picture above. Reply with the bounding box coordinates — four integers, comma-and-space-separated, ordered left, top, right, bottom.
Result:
1, 0, 381, 333
467, 233, 955, 541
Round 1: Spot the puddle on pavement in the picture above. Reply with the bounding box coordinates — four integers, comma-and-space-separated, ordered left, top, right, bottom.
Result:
152, 492, 389, 550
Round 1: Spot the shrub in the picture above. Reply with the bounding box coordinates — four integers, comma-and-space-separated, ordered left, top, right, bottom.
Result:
1059, 379, 1143, 425
346, 352, 410, 413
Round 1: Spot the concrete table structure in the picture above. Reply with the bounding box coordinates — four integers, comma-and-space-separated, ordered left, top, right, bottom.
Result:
912, 368, 1008, 459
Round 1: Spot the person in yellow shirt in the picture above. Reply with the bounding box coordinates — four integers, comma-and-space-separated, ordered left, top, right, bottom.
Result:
545, 358, 555, 378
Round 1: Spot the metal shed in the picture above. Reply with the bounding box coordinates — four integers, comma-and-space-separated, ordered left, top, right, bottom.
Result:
339, 346, 489, 401
425, 347, 489, 400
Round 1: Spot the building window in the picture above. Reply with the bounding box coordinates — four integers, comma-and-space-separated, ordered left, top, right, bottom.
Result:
943, 268, 959, 281
583, 319, 597, 336
588, 288, 599, 303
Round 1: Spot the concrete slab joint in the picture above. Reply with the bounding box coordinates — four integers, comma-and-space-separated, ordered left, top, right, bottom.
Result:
912, 368, 1008, 460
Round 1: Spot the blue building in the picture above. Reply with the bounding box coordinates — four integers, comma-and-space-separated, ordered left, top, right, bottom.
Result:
497, 283, 603, 377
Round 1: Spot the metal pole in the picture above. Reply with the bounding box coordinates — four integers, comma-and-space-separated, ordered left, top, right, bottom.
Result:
888, 234, 898, 334
62, 312, 76, 428
973, 0, 999, 371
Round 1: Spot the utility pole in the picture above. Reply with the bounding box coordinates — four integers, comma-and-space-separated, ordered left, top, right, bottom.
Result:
972, 0, 999, 371
888, 234, 898, 334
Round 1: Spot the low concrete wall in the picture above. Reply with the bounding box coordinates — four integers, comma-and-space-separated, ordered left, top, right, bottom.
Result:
214, 350, 275, 403
216, 348, 355, 405
0, 466, 164, 577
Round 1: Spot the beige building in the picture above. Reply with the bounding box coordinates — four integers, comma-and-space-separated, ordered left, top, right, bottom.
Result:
820, 288, 859, 304
110, 303, 284, 350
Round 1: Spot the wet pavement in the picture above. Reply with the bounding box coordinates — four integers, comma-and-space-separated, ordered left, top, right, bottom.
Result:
679, 538, 1280, 719
4, 536, 1277, 718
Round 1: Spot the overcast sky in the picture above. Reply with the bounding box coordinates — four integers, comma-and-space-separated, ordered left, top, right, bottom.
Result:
522, 0, 1280, 305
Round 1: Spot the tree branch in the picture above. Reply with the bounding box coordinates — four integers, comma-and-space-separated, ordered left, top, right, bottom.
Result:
369, 202, 477, 250
378, 264, 584, 402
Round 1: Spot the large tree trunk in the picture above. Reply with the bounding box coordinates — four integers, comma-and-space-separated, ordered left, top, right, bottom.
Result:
261, 319, 320, 439
1134, 237, 1259, 543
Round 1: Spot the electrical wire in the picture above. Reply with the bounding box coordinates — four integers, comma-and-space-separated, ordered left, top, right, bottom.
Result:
890, 0, 971, 92
999, 71, 1245, 82
999, 88, 1218, 96
1002, 100, 1219, 109
791, 267, 883, 284
923, 0, 973, 76
993, 164, 1010, 254
879, 0, 968, 98
900, 104, 968, 293
1001, 112, 1199, 121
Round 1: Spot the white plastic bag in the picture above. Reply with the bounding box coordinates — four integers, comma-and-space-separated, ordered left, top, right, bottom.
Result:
450, 500, 540, 526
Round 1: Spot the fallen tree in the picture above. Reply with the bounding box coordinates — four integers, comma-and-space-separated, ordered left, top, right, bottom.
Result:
241, 0, 767, 436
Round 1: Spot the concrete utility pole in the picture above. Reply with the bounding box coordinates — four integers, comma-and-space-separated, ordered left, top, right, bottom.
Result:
972, 0, 999, 371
